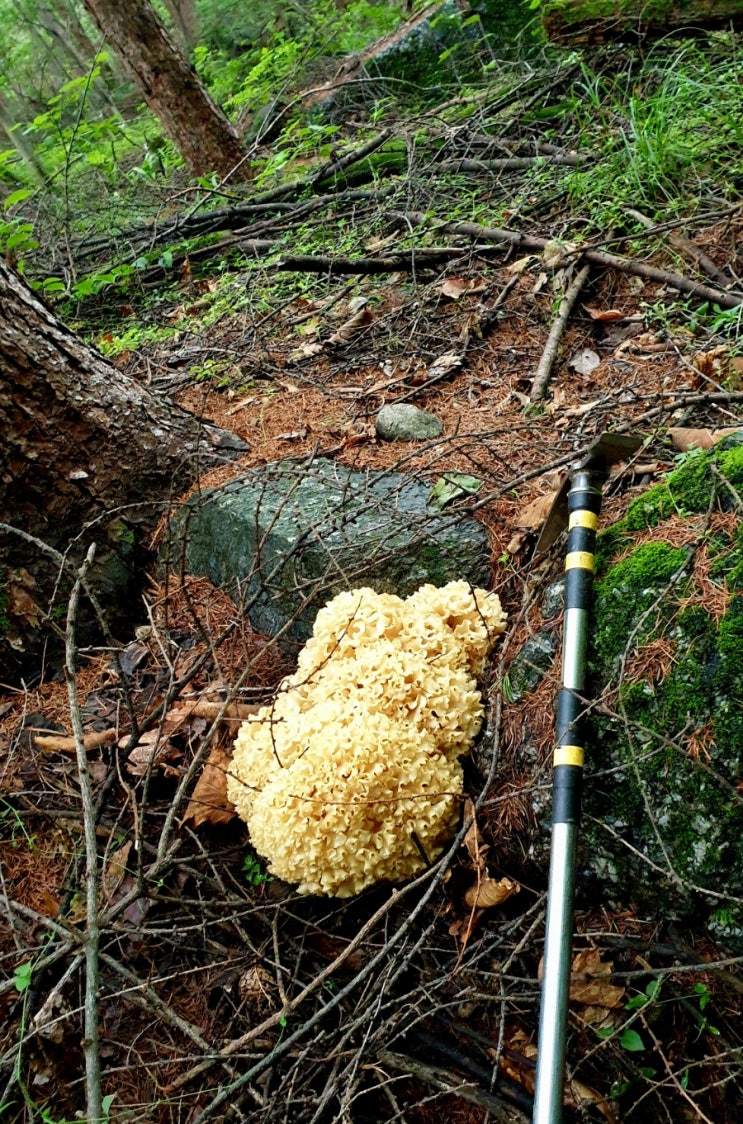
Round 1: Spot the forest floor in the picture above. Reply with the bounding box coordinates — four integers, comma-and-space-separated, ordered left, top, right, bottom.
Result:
3, 41, 743, 1124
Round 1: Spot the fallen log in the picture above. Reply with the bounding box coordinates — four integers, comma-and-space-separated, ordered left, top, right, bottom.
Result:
542, 0, 743, 44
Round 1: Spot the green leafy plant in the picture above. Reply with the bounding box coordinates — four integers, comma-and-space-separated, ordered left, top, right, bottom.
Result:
13, 961, 33, 994
692, 981, 720, 1038
243, 853, 272, 885
0, 799, 36, 850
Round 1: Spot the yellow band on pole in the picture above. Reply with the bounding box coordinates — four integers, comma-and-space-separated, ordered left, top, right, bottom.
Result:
553, 745, 584, 767
568, 510, 598, 531
565, 551, 595, 572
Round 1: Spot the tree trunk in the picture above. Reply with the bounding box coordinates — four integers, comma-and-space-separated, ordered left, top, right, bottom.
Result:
161, 0, 199, 51
542, 0, 743, 44
0, 93, 46, 181
0, 259, 247, 680
80, 0, 248, 180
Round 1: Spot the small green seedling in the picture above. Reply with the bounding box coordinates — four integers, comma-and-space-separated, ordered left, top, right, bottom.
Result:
13, 961, 33, 993
625, 978, 661, 1010
243, 854, 272, 886
692, 982, 720, 1037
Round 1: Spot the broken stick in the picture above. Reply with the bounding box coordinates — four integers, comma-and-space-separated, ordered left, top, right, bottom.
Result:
531, 262, 591, 401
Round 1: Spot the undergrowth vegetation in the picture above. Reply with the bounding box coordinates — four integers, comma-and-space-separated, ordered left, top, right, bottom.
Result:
1, 0, 741, 348
4, 4, 743, 1122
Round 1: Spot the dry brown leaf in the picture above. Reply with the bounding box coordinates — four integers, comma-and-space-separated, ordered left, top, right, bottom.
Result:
125, 735, 182, 776
465, 876, 520, 910
103, 839, 133, 901
506, 254, 537, 274
462, 797, 487, 872
225, 394, 258, 417
668, 426, 741, 452
542, 240, 573, 268
440, 276, 486, 299
505, 531, 527, 555
424, 350, 462, 380
365, 233, 397, 253
183, 745, 236, 827
561, 401, 599, 419
568, 1078, 619, 1123
515, 491, 558, 532
544, 386, 568, 413
579, 1004, 618, 1028
327, 307, 372, 344
277, 428, 308, 441
691, 345, 728, 380
531, 270, 549, 295
569, 348, 600, 377
583, 305, 624, 322
630, 461, 665, 476
288, 341, 324, 363
8, 568, 42, 629
569, 948, 625, 1008
440, 276, 470, 299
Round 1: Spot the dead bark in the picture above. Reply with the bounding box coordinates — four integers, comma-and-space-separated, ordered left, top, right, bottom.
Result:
542, 0, 743, 44
80, 0, 248, 180
0, 258, 247, 679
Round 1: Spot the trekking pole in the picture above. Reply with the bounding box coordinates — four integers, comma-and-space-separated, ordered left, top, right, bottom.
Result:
532, 433, 640, 1124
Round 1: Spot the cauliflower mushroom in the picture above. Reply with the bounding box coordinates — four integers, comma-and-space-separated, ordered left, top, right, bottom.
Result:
227, 581, 506, 895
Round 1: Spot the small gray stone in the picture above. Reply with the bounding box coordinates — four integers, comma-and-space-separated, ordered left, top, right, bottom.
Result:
542, 578, 565, 620
375, 404, 444, 442
507, 631, 557, 700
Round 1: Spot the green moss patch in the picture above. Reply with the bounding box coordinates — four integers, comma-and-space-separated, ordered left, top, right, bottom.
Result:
623, 441, 743, 532
576, 446, 743, 941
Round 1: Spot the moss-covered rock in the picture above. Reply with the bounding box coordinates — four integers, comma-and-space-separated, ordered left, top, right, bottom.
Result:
518, 437, 743, 944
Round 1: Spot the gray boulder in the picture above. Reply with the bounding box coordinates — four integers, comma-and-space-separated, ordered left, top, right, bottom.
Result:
169, 458, 491, 646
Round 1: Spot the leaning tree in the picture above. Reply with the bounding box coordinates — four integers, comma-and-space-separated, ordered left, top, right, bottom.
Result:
81, 0, 248, 180
0, 259, 246, 680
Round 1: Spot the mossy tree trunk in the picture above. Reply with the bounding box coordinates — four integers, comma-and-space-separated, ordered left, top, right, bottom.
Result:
542, 0, 743, 43
81, 0, 247, 179
0, 258, 246, 679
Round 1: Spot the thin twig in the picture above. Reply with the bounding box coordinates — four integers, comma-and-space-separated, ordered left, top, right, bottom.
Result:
65, 543, 102, 1124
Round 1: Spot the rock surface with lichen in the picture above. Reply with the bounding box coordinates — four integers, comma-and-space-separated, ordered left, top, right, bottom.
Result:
511, 434, 743, 946
170, 458, 491, 648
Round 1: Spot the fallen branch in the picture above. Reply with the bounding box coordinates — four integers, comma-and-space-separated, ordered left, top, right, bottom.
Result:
276, 247, 474, 275
438, 154, 586, 172
531, 261, 591, 400
377, 1049, 528, 1123
34, 727, 117, 754
396, 212, 743, 309
310, 127, 393, 186
625, 208, 731, 289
